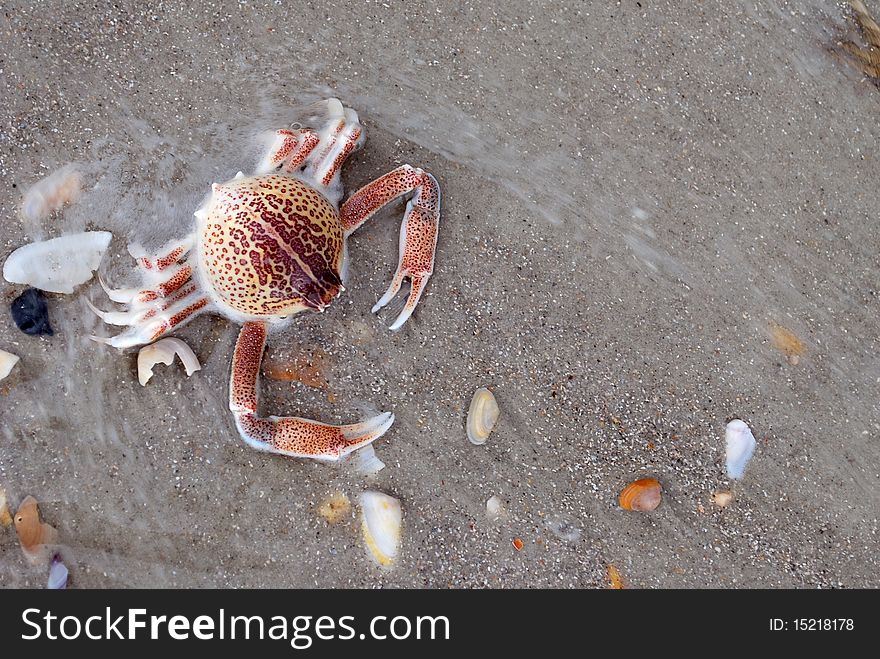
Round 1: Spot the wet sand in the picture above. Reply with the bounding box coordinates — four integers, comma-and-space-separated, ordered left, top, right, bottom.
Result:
1, 0, 879, 588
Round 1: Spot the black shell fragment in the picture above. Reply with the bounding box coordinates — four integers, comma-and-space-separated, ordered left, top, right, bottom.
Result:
11, 288, 53, 336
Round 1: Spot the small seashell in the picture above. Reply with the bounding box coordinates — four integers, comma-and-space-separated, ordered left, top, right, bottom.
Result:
466, 387, 500, 445
712, 490, 735, 508
512, 537, 524, 551
14, 495, 58, 565
0, 486, 12, 527
11, 288, 53, 336
486, 495, 505, 522
317, 492, 351, 524
725, 419, 756, 480
607, 564, 625, 589
47, 554, 69, 589
21, 167, 82, 222
4, 231, 112, 294
359, 491, 402, 567
0, 349, 20, 381
619, 478, 662, 512
137, 338, 202, 385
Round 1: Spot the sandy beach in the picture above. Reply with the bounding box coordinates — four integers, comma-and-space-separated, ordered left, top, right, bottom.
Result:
1, 0, 878, 588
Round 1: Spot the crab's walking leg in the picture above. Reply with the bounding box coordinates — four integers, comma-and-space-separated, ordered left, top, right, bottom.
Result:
230, 321, 394, 460
130, 237, 194, 272
341, 165, 440, 330
99, 262, 194, 305
257, 128, 321, 175
90, 294, 210, 348
90, 234, 212, 348
307, 99, 364, 188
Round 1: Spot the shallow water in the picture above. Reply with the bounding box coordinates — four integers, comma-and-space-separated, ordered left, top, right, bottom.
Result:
1, 0, 879, 588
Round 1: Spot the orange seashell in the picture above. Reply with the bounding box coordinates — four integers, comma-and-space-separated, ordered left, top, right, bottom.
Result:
619, 478, 662, 512
0, 486, 12, 527
14, 495, 58, 564
607, 564, 625, 589
512, 537, 524, 551
769, 323, 804, 360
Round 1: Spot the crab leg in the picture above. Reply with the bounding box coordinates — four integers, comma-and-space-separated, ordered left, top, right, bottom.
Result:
230, 321, 394, 460
341, 165, 441, 330
257, 128, 321, 175
99, 262, 194, 305
90, 294, 210, 348
91, 236, 211, 348
129, 237, 193, 272
306, 99, 364, 188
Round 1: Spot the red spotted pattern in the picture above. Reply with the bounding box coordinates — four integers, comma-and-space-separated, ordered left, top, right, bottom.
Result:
230, 321, 387, 457
199, 175, 343, 317
148, 297, 209, 341
342, 165, 440, 276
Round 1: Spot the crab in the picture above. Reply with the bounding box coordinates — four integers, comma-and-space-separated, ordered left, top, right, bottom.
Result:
90, 99, 440, 461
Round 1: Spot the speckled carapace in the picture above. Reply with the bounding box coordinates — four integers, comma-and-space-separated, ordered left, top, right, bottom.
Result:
201, 175, 344, 316
91, 98, 441, 461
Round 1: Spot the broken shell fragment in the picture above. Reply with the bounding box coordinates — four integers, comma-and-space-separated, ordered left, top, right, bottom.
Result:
545, 514, 582, 542
21, 167, 82, 222
607, 564, 625, 589
619, 478, 662, 512
350, 443, 386, 476
769, 322, 804, 360
0, 349, 20, 381
47, 554, 69, 589
725, 419, 756, 480
466, 387, 500, 445
0, 486, 11, 527
486, 495, 505, 522
11, 288, 53, 336
359, 491, 402, 567
3, 231, 112, 294
14, 495, 58, 565
512, 537, 524, 551
137, 338, 201, 386
317, 492, 351, 524
712, 490, 735, 508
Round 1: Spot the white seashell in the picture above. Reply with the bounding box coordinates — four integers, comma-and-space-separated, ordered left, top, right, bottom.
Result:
466, 387, 500, 445
725, 419, 756, 480
351, 443, 386, 476
3, 231, 112, 294
137, 338, 201, 386
359, 491, 402, 567
47, 555, 69, 589
486, 495, 505, 522
0, 349, 20, 381
21, 167, 81, 222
